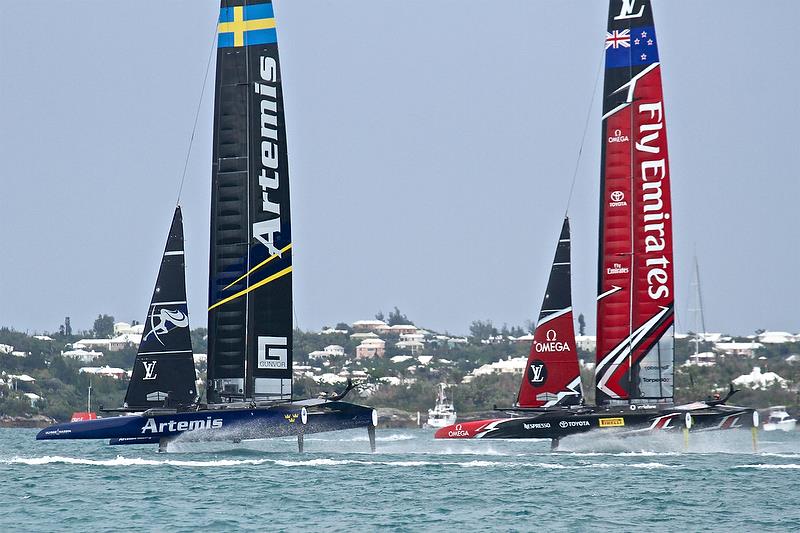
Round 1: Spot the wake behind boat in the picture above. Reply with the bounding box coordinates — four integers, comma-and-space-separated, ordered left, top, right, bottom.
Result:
37, 0, 376, 452
437, 0, 755, 447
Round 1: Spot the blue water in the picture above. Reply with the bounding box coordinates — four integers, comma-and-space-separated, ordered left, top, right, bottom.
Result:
2, 428, 798, 531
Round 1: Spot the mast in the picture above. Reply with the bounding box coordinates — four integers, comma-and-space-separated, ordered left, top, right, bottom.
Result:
516, 218, 583, 408
207, 0, 293, 402
688, 253, 707, 354
125, 207, 197, 410
595, 0, 675, 405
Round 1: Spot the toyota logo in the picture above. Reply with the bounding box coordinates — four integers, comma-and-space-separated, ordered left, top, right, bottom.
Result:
610, 191, 624, 202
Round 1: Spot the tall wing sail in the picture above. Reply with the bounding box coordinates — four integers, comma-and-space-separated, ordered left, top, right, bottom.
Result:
517, 218, 583, 408
207, 0, 293, 402
125, 207, 197, 410
595, 0, 674, 405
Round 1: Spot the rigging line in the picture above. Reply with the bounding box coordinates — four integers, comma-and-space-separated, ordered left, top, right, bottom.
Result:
176, 21, 220, 205
563, 43, 606, 217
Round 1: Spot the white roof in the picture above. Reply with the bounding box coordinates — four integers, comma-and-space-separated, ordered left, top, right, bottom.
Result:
396, 340, 424, 348
350, 332, 379, 339
79, 366, 126, 375
23, 393, 42, 400
33, 335, 53, 341
62, 348, 103, 356
352, 319, 387, 327
359, 338, 385, 347
390, 355, 413, 363
417, 355, 433, 365
391, 324, 417, 330
758, 331, 797, 343
10, 374, 35, 382
714, 342, 763, 350
76, 338, 112, 346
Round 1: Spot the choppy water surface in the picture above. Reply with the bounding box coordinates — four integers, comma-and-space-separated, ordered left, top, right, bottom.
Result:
2, 428, 798, 531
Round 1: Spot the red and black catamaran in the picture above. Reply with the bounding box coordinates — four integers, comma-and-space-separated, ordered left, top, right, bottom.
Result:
435, 0, 756, 448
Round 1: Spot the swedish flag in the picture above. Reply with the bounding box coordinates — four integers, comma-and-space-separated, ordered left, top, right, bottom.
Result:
218, 3, 276, 48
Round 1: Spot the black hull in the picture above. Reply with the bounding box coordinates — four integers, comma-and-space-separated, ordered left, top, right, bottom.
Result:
435, 403, 756, 440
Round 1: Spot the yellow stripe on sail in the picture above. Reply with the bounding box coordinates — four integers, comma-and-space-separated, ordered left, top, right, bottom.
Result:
209, 266, 292, 311
223, 243, 292, 291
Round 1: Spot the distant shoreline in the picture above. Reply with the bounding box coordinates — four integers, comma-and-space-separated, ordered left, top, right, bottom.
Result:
0, 415, 55, 429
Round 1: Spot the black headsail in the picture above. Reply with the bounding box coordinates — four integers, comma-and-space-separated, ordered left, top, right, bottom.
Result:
207, 0, 293, 402
125, 207, 197, 410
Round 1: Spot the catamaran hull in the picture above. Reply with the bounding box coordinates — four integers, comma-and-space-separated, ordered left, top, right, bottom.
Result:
37, 401, 377, 444
434, 405, 756, 440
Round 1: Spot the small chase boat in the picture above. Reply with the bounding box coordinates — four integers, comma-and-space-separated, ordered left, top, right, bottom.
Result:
425, 384, 457, 429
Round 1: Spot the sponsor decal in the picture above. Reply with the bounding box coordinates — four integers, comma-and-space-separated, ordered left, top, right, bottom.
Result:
608, 128, 630, 143
141, 417, 223, 435
614, 0, 644, 20
629, 403, 658, 410
527, 359, 548, 388
559, 420, 590, 428
144, 307, 189, 345
142, 361, 158, 381
599, 417, 625, 427
609, 190, 628, 208
533, 329, 572, 355
606, 262, 630, 275
523, 422, 552, 430
284, 413, 299, 423
642, 377, 671, 383
447, 423, 470, 438
45, 429, 72, 436
252, 55, 284, 258
258, 336, 288, 369
636, 100, 671, 301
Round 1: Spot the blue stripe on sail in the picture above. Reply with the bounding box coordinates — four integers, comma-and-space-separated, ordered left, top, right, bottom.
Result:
219, 6, 234, 23
245, 3, 274, 20
219, 3, 275, 23
218, 32, 235, 48
245, 28, 277, 46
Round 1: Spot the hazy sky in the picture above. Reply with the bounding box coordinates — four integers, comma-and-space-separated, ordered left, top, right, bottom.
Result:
1, 1, 798, 336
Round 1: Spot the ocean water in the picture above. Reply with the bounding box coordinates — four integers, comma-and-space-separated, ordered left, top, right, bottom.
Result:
2, 428, 799, 532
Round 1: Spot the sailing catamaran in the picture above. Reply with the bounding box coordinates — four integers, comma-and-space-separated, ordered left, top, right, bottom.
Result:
435, 0, 756, 448
37, 0, 377, 452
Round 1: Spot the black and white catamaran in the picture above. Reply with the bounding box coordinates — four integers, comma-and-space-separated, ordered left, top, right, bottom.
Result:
37, 0, 377, 452
435, 0, 757, 448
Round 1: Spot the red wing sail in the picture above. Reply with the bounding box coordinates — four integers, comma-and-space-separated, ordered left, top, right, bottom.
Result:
595, 0, 674, 404
517, 218, 583, 408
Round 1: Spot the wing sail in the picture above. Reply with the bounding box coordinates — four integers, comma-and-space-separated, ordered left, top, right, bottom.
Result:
595, 0, 674, 404
207, 0, 293, 402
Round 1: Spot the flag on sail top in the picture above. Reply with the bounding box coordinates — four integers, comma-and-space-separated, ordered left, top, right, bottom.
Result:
605, 25, 659, 68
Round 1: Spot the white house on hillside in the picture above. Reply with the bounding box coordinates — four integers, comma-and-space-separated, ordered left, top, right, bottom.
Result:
733, 367, 788, 390
356, 339, 386, 359
62, 348, 103, 363
757, 331, 797, 344
713, 341, 762, 358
